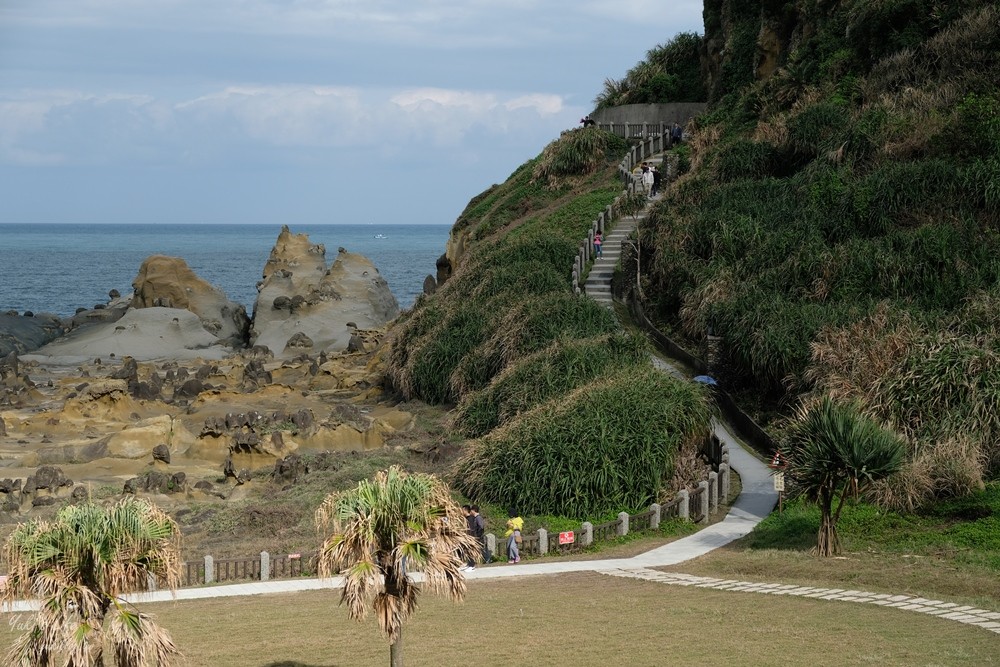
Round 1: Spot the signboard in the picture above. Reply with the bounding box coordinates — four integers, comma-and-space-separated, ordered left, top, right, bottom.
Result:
773, 472, 785, 492
288, 553, 301, 559
770, 450, 788, 469
558, 531, 575, 545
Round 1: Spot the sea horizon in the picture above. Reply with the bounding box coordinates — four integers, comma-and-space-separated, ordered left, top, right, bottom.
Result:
0, 223, 451, 317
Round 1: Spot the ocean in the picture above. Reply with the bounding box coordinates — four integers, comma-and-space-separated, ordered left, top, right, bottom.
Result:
0, 224, 450, 317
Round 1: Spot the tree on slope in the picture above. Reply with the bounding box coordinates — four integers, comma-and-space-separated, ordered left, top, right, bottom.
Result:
787, 397, 905, 556
315, 466, 480, 667
0, 497, 182, 666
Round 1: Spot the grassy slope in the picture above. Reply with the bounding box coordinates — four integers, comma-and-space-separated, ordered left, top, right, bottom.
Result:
639, 2, 1000, 499
386, 129, 715, 518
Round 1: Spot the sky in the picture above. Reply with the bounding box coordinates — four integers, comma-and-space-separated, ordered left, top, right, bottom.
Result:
0, 1, 704, 226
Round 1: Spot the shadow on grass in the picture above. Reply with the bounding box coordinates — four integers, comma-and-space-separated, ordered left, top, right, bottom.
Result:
264, 663, 337, 667
739, 502, 819, 551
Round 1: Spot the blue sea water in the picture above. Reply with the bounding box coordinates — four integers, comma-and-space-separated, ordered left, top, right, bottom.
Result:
0, 224, 450, 317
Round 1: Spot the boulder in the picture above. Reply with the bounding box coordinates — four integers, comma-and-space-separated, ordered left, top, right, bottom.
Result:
249, 227, 399, 358
0, 313, 64, 357
131, 255, 250, 346
31, 495, 57, 508
34, 466, 67, 491
152, 444, 171, 464
273, 453, 307, 483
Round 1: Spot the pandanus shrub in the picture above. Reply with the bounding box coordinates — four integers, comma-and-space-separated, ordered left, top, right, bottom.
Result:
786, 397, 905, 556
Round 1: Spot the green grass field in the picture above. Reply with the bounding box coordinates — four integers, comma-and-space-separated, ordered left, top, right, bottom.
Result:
3, 572, 995, 667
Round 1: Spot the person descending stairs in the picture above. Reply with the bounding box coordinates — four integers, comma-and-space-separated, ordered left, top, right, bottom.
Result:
583, 157, 664, 308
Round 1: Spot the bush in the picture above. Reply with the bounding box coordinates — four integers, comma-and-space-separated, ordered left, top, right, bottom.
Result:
452, 366, 713, 517
454, 332, 648, 437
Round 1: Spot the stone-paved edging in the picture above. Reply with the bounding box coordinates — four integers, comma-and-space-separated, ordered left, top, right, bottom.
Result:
601, 568, 1000, 635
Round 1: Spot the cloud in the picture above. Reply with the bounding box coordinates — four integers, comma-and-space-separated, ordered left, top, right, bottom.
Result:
0, 83, 575, 165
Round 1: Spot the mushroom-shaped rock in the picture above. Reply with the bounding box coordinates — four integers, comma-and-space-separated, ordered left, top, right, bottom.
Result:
132, 255, 250, 346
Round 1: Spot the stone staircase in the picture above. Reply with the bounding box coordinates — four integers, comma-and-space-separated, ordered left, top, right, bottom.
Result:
584, 156, 665, 308
583, 215, 638, 307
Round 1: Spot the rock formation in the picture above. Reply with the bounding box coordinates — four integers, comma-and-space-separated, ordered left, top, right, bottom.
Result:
28, 308, 232, 362
249, 227, 399, 357
0, 311, 64, 357
132, 255, 250, 346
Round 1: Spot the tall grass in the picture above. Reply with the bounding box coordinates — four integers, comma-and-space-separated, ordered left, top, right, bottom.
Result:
452, 367, 713, 517
453, 333, 648, 438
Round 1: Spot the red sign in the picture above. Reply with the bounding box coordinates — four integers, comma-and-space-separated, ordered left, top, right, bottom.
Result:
769, 450, 788, 469
558, 531, 575, 545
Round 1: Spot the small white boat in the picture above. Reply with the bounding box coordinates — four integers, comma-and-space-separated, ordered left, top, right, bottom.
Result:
373, 233, 387, 239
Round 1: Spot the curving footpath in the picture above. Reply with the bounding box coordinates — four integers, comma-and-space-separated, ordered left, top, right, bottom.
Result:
5, 171, 999, 637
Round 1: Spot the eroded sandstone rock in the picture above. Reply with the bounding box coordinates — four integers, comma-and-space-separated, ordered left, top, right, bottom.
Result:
249, 227, 399, 357
132, 255, 250, 346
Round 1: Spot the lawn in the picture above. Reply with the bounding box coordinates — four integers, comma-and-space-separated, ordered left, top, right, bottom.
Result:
2, 572, 995, 666
668, 483, 1000, 609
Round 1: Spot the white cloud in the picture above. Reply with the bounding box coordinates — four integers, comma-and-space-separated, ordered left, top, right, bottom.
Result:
0, 83, 573, 164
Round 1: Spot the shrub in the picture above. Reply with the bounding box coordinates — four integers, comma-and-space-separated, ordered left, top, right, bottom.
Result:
454, 332, 648, 437
452, 366, 712, 517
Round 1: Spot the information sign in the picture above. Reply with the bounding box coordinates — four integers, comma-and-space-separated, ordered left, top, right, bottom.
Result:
773, 472, 785, 492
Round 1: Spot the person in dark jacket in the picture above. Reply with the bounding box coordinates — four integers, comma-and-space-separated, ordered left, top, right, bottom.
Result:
651, 165, 661, 197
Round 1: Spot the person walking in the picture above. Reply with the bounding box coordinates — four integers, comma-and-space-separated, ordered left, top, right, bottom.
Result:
641, 165, 654, 198
505, 511, 523, 563
460, 505, 477, 571
471, 505, 488, 565
671, 122, 683, 146
651, 165, 661, 197
594, 230, 603, 259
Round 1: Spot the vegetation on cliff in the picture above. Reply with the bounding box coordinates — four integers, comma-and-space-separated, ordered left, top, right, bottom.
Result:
594, 31, 706, 108
636, 0, 1000, 507
387, 128, 713, 517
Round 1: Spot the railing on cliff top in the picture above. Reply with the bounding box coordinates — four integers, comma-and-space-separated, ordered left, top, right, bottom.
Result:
571, 127, 671, 294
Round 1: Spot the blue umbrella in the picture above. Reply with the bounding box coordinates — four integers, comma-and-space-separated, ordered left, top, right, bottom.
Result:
693, 375, 717, 386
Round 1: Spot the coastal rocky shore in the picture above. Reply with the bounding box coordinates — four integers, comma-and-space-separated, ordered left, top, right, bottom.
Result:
0, 226, 410, 519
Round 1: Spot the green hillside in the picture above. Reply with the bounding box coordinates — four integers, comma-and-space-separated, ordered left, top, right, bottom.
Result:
386, 129, 713, 518
638, 0, 1000, 508
388, 0, 999, 518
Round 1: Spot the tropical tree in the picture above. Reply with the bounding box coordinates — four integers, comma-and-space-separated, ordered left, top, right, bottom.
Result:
786, 396, 905, 556
0, 496, 182, 666
315, 466, 481, 667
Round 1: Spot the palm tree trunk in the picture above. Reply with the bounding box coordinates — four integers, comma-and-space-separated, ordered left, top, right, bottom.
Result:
390, 627, 403, 667
816, 490, 840, 557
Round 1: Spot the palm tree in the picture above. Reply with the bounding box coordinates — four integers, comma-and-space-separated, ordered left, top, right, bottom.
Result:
787, 397, 905, 556
0, 497, 182, 666
315, 466, 481, 667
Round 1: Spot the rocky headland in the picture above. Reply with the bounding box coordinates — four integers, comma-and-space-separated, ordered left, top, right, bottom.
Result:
0, 226, 410, 533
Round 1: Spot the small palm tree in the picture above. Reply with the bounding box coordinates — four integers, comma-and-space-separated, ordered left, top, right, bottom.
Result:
787, 397, 905, 556
0, 496, 182, 666
315, 466, 480, 667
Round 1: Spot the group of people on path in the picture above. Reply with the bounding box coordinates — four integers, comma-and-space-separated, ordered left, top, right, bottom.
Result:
460, 506, 523, 569
636, 161, 661, 198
